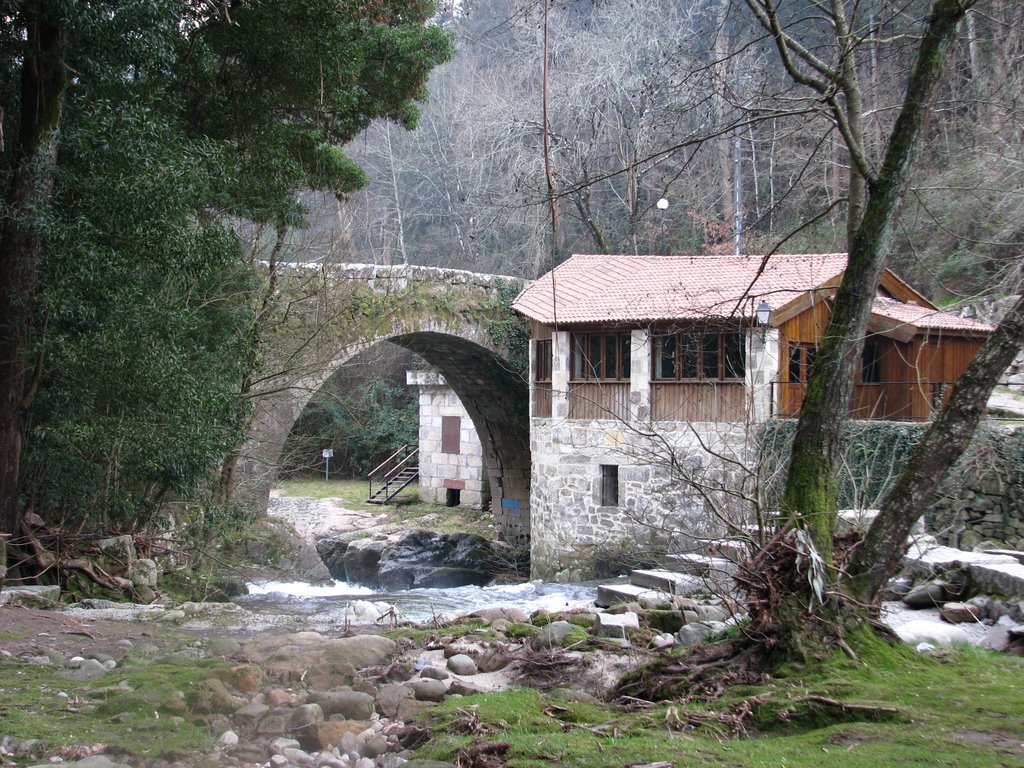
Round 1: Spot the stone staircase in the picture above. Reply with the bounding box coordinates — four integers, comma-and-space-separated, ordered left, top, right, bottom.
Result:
596, 551, 743, 608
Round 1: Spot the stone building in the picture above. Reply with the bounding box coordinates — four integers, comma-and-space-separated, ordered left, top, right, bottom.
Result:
512, 253, 993, 580
407, 369, 489, 510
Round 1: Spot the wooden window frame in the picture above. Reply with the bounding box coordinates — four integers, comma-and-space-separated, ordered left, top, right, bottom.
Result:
570, 332, 631, 382
788, 342, 816, 384
535, 339, 552, 383
653, 330, 745, 382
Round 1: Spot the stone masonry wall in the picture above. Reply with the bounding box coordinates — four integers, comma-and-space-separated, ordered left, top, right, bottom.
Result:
408, 370, 489, 510
530, 417, 752, 581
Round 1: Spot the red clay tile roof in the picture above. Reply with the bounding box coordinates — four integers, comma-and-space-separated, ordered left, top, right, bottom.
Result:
512, 253, 849, 324
871, 297, 993, 334
512, 253, 994, 336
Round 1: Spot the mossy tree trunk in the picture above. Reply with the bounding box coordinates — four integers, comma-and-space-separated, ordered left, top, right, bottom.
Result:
0, 6, 68, 540
847, 294, 1024, 604
753, 0, 977, 653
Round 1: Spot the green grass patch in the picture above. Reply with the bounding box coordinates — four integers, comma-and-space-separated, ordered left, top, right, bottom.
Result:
410, 644, 1024, 767
0, 655, 230, 760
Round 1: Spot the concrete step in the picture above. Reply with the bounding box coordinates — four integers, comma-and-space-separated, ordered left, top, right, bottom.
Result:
663, 553, 739, 577
629, 569, 708, 597
595, 582, 675, 608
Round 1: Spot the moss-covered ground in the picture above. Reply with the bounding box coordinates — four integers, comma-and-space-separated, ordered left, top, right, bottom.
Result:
412, 642, 1024, 767
0, 654, 229, 761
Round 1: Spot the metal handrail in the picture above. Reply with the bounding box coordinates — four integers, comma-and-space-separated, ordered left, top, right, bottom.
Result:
367, 444, 415, 479
368, 445, 419, 502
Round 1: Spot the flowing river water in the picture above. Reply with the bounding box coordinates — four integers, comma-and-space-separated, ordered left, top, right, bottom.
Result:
238, 494, 600, 626
236, 578, 599, 625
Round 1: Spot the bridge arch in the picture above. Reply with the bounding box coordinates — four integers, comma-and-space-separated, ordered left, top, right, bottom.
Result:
232, 265, 531, 543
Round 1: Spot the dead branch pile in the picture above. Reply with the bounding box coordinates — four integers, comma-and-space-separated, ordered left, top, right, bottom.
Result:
510, 646, 589, 691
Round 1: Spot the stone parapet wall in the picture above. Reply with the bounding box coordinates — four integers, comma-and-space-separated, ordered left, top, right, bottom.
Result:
530, 417, 753, 581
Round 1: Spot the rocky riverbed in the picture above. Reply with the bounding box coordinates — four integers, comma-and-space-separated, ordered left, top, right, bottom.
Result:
3, 494, 1023, 768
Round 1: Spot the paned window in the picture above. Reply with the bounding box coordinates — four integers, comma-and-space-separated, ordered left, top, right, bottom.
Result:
788, 343, 816, 384
535, 339, 552, 383
654, 331, 745, 381
571, 333, 631, 381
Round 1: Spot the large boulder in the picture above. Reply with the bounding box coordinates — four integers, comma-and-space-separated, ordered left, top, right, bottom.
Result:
343, 539, 387, 587
377, 530, 495, 591
315, 536, 349, 581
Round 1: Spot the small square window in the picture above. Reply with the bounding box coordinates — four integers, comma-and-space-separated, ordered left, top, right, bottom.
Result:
600, 465, 619, 507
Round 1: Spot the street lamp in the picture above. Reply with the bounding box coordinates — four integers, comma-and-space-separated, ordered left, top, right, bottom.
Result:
756, 299, 772, 328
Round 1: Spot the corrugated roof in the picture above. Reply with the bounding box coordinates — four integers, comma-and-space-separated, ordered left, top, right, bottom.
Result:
512, 253, 994, 335
512, 253, 848, 324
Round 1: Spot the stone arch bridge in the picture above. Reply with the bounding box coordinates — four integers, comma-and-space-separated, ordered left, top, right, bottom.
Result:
232, 263, 531, 542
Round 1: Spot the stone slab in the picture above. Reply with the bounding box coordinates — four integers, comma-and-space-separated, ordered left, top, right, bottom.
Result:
981, 549, 1024, 565
663, 554, 738, 577
0, 585, 61, 606
629, 569, 706, 596
595, 583, 673, 608
968, 563, 1024, 597
903, 543, 1018, 578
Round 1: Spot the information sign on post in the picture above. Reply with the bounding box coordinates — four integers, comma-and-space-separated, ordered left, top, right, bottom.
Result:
322, 448, 334, 481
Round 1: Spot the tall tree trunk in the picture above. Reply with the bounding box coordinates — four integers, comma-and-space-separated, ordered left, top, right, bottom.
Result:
0, 10, 68, 538
769, 0, 974, 637
848, 294, 1024, 604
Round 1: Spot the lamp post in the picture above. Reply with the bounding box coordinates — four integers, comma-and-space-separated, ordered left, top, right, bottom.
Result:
756, 299, 771, 330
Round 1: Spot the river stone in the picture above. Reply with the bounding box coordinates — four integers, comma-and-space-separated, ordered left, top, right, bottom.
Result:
375, 683, 415, 718
233, 702, 270, 726
531, 621, 576, 650
408, 678, 447, 702
469, 606, 529, 623
257, 707, 297, 736
940, 602, 982, 623
307, 690, 375, 720
902, 581, 948, 608
419, 665, 450, 681
676, 622, 714, 647
692, 604, 730, 623
448, 679, 486, 697
446, 653, 478, 676
290, 703, 324, 729
377, 530, 495, 590
312, 720, 374, 750
475, 649, 511, 673
55, 658, 107, 680
212, 664, 266, 693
